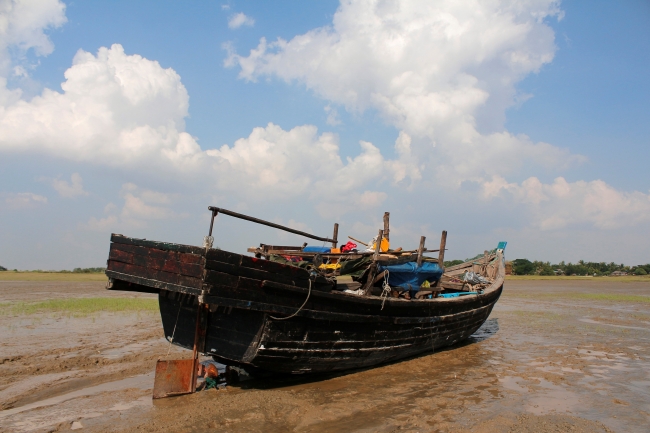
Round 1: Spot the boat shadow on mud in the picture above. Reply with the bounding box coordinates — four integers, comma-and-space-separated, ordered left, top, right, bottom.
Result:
229, 318, 500, 391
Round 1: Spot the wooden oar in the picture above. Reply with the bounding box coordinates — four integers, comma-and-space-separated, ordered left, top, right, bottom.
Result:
347, 236, 368, 246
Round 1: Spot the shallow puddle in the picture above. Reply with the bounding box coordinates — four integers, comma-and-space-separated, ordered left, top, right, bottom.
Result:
0, 373, 153, 419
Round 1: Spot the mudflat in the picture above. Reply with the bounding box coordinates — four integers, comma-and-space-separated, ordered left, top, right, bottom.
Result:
1, 277, 649, 432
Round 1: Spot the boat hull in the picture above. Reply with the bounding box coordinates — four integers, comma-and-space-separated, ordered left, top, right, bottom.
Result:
158, 288, 500, 374
105, 234, 504, 374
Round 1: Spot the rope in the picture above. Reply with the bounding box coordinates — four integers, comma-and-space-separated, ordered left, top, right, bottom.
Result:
164, 297, 183, 359
203, 235, 214, 250
269, 279, 312, 320
380, 270, 390, 310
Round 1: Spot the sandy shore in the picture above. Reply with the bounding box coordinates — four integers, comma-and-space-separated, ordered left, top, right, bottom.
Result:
1, 277, 649, 432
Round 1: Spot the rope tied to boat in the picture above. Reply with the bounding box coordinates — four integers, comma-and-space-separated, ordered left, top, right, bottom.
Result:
269, 271, 316, 321
203, 235, 214, 250
380, 269, 390, 310
163, 298, 183, 359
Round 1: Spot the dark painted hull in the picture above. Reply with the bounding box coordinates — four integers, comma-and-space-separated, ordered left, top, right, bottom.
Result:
106, 234, 503, 374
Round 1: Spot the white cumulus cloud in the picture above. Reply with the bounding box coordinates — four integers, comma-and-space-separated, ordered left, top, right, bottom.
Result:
2, 192, 47, 210
82, 183, 181, 231
0, 0, 67, 74
483, 175, 650, 230
228, 12, 254, 29
0, 44, 202, 171
206, 122, 420, 205
1, 0, 648, 239
225, 0, 577, 185
46, 173, 88, 198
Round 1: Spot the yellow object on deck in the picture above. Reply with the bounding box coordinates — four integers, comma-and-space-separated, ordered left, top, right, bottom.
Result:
371, 238, 390, 252
319, 263, 342, 270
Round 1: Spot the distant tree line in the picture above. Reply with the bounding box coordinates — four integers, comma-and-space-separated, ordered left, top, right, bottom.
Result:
444, 260, 465, 267
0, 266, 105, 273
511, 259, 650, 276
66, 267, 106, 273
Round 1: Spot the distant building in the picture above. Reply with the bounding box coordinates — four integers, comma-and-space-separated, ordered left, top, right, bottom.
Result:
610, 271, 628, 276
554, 269, 564, 275
505, 261, 513, 275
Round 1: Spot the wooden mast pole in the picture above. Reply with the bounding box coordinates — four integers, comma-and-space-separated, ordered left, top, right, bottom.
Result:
438, 231, 447, 267
362, 229, 384, 295
373, 229, 383, 261
417, 236, 426, 267
383, 212, 390, 242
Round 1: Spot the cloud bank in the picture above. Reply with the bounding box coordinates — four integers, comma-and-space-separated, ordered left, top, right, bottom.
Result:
0, 0, 648, 245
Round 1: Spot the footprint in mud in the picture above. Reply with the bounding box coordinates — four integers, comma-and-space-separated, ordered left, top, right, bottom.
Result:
469, 318, 499, 342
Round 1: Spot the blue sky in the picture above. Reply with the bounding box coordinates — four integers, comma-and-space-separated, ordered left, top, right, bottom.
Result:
0, 0, 648, 270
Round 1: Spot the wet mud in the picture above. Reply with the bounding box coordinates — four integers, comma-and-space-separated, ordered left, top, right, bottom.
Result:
1, 279, 649, 432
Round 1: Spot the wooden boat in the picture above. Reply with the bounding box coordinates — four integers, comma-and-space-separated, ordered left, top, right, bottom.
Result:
105, 207, 505, 394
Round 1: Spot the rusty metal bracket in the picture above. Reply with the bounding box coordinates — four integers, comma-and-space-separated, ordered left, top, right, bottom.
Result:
152, 303, 209, 399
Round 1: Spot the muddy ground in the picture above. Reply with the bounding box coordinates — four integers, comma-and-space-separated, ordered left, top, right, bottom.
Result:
1, 278, 649, 432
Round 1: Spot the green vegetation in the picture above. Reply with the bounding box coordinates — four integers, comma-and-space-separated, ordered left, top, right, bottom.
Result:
444, 259, 465, 267
509, 291, 650, 303
0, 271, 107, 282
506, 275, 650, 282
5, 267, 106, 273
0, 267, 106, 281
68, 267, 106, 273
0, 297, 158, 317
509, 259, 650, 277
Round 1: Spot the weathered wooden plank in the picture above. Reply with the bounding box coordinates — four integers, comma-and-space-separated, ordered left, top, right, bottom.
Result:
107, 260, 203, 289
208, 280, 307, 311
205, 249, 242, 266
440, 281, 465, 290
112, 242, 205, 265
110, 244, 204, 278
108, 248, 133, 263
108, 278, 160, 294
205, 259, 314, 289
261, 279, 334, 294
240, 255, 309, 277
203, 269, 240, 288
111, 234, 205, 255
201, 293, 396, 323
106, 270, 202, 295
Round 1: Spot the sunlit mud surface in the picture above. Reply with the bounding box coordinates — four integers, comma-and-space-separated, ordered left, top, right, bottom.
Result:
1, 279, 649, 432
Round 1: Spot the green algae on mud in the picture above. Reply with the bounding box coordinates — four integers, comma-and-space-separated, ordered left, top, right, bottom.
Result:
508, 292, 650, 303
506, 275, 650, 283
0, 297, 158, 317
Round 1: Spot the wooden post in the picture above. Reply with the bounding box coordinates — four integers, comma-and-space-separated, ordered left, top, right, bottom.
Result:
383, 212, 390, 242
332, 223, 339, 249
362, 229, 384, 295
483, 250, 489, 273
438, 230, 447, 267
191, 303, 209, 393
416, 236, 426, 267
373, 229, 383, 261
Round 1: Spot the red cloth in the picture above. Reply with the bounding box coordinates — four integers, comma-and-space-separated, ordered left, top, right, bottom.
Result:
281, 255, 303, 262
341, 241, 357, 252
